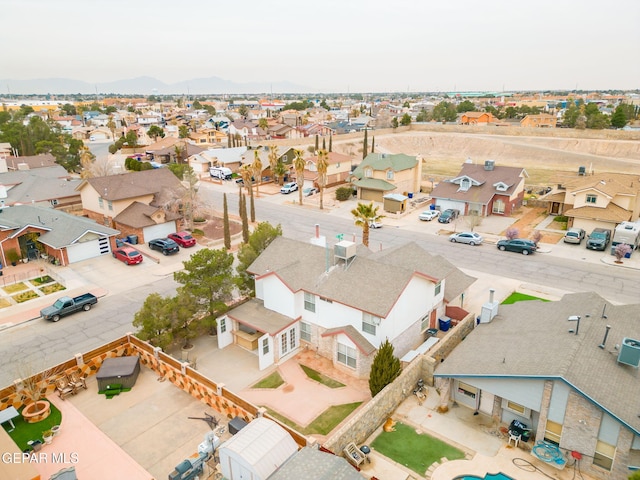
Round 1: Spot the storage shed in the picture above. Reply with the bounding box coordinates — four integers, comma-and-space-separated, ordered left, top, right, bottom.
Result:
268, 446, 365, 480
218, 418, 298, 480
383, 193, 408, 213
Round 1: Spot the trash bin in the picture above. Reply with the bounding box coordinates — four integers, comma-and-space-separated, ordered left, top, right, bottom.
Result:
429, 204, 436, 210
127, 235, 138, 245
116, 238, 124, 248
439, 317, 451, 332
408, 192, 413, 198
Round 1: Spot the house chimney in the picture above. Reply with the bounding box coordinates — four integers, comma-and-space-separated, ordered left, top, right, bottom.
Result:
599, 325, 611, 349
489, 289, 495, 304
315, 224, 320, 238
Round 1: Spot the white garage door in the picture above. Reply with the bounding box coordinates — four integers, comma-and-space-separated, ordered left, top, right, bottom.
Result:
143, 221, 177, 243
437, 199, 466, 212
67, 237, 111, 263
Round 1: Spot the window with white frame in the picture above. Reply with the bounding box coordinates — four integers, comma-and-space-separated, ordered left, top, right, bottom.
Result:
593, 440, 615, 470
362, 312, 379, 335
98, 197, 104, 208
457, 381, 477, 399
300, 322, 311, 342
544, 419, 562, 445
108, 200, 113, 211
219, 317, 226, 334
304, 292, 315, 312
586, 194, 597, 204
459, 178, 470, 191
501, 398, 530, 418
386, 170, 394, 180
365, 168, 373, 178
420, 313, 430, 331
434, 281, 442, 296
493, 199, 505, 214
337, 343, 357, 368
262, 337, 269, 355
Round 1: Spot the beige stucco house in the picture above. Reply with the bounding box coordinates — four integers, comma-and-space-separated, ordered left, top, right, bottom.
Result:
349, 153, 422, 203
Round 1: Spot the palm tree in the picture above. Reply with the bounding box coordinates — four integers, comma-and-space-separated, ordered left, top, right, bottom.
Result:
107, 115, 117, 141
252, 150, 263, 197
351, 202, 383, 247
316, 149, 329, 210
268, 145, 279, 183
293, 149, 306, 206
240, 164, 255, 222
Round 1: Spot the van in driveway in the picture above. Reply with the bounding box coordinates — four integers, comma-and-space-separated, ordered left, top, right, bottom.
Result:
210, 166, 232, 180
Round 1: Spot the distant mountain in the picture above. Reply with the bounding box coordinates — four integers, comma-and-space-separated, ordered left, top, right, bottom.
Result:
0, 76, 310, 95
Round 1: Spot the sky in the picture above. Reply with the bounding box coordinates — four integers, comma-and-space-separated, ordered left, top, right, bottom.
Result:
2, 0, 639, 93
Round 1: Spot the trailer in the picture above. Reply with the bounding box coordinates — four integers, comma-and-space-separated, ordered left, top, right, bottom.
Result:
611, 221, 640, 256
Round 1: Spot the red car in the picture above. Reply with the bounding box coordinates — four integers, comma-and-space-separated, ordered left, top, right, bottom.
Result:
113, 247, 143, 265
168, 231, 196, 248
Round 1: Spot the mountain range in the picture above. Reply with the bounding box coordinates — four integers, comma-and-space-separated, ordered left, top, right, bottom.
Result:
0, 76, 311, 95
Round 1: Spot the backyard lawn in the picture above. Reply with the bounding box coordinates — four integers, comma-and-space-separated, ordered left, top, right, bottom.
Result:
501, 292, 550, 304
371, 422, 465, 475
265, 402, 361, 435
4, 404, 62, 452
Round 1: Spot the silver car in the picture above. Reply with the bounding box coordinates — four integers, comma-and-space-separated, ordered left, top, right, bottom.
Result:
449, 232, 484, 246
564, 227, 585, 244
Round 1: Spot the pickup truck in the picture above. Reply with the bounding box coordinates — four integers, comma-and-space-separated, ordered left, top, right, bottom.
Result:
40, 293, 98, 322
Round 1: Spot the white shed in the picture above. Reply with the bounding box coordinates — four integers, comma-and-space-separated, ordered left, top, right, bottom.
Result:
218, 418, 298, 480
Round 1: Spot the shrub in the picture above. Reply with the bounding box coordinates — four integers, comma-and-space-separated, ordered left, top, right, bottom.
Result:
554, 215, 568, 223
335, 187, 353, 201
505, 227, 519, 240
614, 243, 632, 262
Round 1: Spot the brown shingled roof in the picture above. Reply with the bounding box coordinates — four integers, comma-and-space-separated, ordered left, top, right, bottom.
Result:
80, 169, 186, 202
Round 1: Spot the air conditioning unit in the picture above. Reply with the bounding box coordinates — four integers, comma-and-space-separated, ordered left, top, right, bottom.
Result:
334, 241, 356, 261
618, 338, 640, 367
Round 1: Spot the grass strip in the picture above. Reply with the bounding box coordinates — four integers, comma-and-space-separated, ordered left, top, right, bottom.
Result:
501, 292, 550, 304
300, 365, 345, 388
4, 403, 62, 452
252, 371, 285, 389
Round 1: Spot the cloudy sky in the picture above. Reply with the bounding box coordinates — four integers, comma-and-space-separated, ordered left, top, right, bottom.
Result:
2, 0, 639, 92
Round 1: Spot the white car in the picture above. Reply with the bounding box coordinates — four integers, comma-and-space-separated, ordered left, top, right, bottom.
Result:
418, 210, 440, 221
449, 232, 484, 245
369, 221, 383, 229
280, 182, 298, 194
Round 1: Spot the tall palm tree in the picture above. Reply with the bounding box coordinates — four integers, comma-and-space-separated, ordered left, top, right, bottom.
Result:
293, 149, 306, 206
240, 164, 255, 222
252, 150, 263, 197
351, 202, 383, 247
268, 145, 279, 183
316, 149, 329, 210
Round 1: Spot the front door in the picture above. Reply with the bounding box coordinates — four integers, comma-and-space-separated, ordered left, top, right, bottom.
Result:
258, 333, 274, 371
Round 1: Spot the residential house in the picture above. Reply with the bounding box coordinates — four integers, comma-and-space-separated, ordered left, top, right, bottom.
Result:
349, 153, 422, 203
543, 172, 640, 232
76, 169, 186, 243
189, 128, 228, 146
0, 164, 82, 211
297, 123, 334, 138
520, 114, 557, 128
0, 204, 118, 266
228, 120, 267, 142
459, 112, 497, 125
305, 152, 352, 188
267, 124, 304, 140
190, 147, 248, 174
145, 138, 205, 164
435, 292, 640, 480
1, 153, 56, 170
430, 161, 527, 217
216, 238, 475, 377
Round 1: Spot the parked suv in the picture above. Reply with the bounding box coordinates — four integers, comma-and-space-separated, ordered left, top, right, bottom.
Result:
148, 238, 180, 255
438, 209, 460, 223
586, 228, 611, 251
563, 227, 586, 244
280, 182, 298, 194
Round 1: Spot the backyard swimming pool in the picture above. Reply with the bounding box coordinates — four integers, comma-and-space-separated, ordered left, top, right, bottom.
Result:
454, 473, 515, 480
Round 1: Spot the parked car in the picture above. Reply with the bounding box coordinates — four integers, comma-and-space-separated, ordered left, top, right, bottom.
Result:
419, 210, 440, 221
168, 231, 196, 248
302, 187, 318, 196
40, 293, 98, 322
586, 228, 612, 251
497, 239, 537, 255
113, 246, 143, 265
449, 232, 484, 245
280, 182, 298, 194
369, 221, 383, 229
564, 227, 586, 244
438, 209, 460, 223
148, 238, 180, 255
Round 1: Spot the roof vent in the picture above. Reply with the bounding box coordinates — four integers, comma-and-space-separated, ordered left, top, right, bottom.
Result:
484, 160, 495, 171
617, 338, 640, 367
334, 240, 356, 269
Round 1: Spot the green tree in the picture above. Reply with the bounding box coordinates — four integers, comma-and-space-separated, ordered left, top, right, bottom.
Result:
351, 202, 383, 247
400, 113, 412, 126
391, 117, 399, 128
329, 133, 332, 152
258, 118, 268, 130
178, 125, 189, 138
293, 149, 306, 206
240, 191, 249, 243
107, 115, 117, 141
173, 248, 236, 329
316, 149, 329, 210
132, 293, 175, 349
236, 222, 282, 295
192, 100, 203, 110
268, 145, 279, 183
124, 130, 138, 147
314, 134, 319, 152
147, 125, 165, 141
363, 128, 368, 160
456, 100, 476, 113
368, 339, 401, 397
432, 101, 457, 122
371, 136, 375, 153
237, 105, 249, 117
167, 163, 194, 180
240, 164, 255, 222
416, 109, 429, 122
61, 103, 77, 116
168, 288, 201, 348
223, 193, 231, 250
611, 105, 629, 128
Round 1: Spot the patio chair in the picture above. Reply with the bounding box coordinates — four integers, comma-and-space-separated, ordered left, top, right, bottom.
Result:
344, 442, 366, 468
68, 372, 87, 392
55, 377, 75, 400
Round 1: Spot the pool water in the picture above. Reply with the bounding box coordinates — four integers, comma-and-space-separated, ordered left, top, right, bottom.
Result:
455, 474, 515, 480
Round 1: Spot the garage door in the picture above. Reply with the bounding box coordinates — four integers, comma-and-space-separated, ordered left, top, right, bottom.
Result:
142, 221, 177, 243
67, 237, 111, 263
437, 199, 466, 212
360, 189, 383, 202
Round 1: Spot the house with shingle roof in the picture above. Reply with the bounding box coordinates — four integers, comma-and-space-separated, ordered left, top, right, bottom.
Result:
0, 165, 82, 210
216, 237, 475, 377
435, 292, 640, 479
305, 151, 352, 188
0, 204, 119, 266
543, 172, 640, 232
76, 169, 186, 243
430, 161, 527, 217
349, 153, 422, 203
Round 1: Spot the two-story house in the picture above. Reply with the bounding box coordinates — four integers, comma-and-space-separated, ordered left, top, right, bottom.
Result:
435, 292, 640, 480
216, 238, 475, 377
305, 152, 352, 188
349, 153, 422, 202
430, 161, 527, 217
76, 169, 186, 243
543, 173, 640, 232
0, 165, 82, 211
459, 112, 496, 125
189, 128, 228, 146
520, 113, 557, 128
